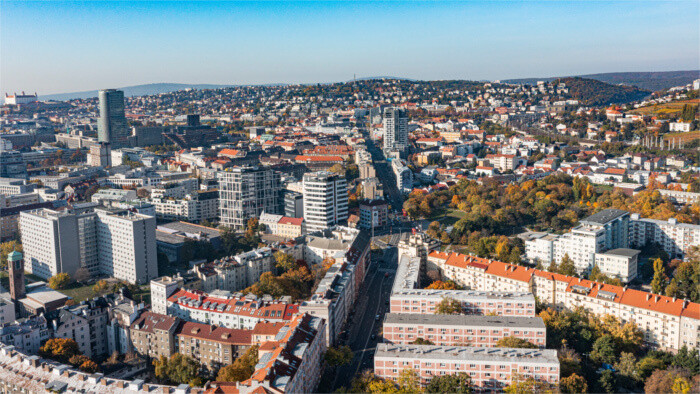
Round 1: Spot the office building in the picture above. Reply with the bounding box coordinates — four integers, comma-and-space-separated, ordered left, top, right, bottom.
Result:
0, 150, 27, 179
383, 107, 408, 155
87, 142, 111, 167
218, 167, 282, 231
97, 89, 129, 148
302, 171, 348, 232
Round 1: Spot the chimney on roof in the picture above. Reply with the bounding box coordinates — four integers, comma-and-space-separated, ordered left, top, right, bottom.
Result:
646, 294, 652, 301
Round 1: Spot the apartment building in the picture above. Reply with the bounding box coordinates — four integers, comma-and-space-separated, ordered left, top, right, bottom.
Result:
300, 227, 371, 345
157, 287, 299, 330
151, 190, 218, 222
383, 107, 409, 155
629, 214, 700, 259
20, 206, 158, 284
594, 248, 639, 283
175, 321, 253, 372
302, 171, 348, 232
392, 159, 414, 193
428, 250, 700, 351
129, 311, 179, 360
359, 199, 389, 231
221, 314, 327, 394
0, 315, 50, 355
46, 309, 92, 358
0, 178, 34, 195
276, 216, 305, 238
383, 314, 546, 348
193, 247, 276, 293
218, 167, 282, 231
374, 344, 560, 390
658, 189, 700, 205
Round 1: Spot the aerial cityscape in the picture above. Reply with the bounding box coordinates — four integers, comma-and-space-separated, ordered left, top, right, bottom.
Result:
0, 1, 699, 393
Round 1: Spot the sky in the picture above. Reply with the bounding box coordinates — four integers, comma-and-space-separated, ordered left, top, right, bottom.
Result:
1, 1, 699, 95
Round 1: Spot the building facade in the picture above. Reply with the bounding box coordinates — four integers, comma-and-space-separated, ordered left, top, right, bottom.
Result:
302, 171, 348, 232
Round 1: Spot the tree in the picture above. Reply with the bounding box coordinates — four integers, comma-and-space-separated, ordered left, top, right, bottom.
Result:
329, 163, 345, 176
590, 335, 616, 365
558, 254, 576, 276
636, 356, 666, 380
434, 297, 462, 315
216, 345, 259, 382
410, 338, 435, 345
614, 351, 639, 384
73, 267, 91, 283
425, 372, 471, 393
397, 369, 422, 394
651, 258, 669, 294
426, 280, 462, 290
324, 346, 353, 368
644, 367, 693, 394
48, 273, 72, 290
495, 336, 537, 349
560, 373, 587, 393
153, 353, 201, 386
39, 338, 80, 363
0, 241, 22, 270
597, 369, 616, 394
672, 346, 700, 374
504, 375, 557, 394
274, 251, 296, 272
136, 188, 150, 198
79, 359, 99, 373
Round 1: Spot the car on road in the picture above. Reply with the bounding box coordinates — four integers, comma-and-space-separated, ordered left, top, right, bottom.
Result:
371, 334, 376, 340
385, 272, 389, 278
375, 314, 380, 321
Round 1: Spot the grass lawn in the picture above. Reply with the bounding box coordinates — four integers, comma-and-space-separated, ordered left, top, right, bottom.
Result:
60, 283, 98, 302
432, 209, 467, 226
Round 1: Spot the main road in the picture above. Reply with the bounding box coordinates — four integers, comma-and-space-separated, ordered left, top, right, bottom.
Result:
364, 134, 404, 212
331, 241, 400, 390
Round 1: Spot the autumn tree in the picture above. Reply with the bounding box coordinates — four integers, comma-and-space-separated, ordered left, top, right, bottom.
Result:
644, 367, 694, 394
0, 240, 22, 270
274, 251, 296, 272
504, 375, 557, 394
560, 373, 587, 394
39, 338, 80, 363
216, 345, 259, 382
410, 338, 435, 345
48, 273, 72, 290
434, 297, 462, 315
426, 280, 462, 290
397, 368, 422, 394
495, 336, 537, 349
425, 372, 472, 393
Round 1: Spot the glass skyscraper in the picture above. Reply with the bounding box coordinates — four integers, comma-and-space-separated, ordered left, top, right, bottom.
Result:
98, 89, 129, 148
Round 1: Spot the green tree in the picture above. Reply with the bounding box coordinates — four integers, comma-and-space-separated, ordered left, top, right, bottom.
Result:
425, 372, 471, 393
504, 375, 557, 394
558, 254, 576, 276
48, 273, 72, 290
495, 336, 537, 349
636, 356, 666, 380
397, 369, 422, 394
216, 345, 259, 382
153, 353, 201, 386
651, 258, 668, 294
560, 373, 587, 393
434, 297, 462, 315
590, 335, 617, 365
274, 251, 296, 272
672, 346, 700, 374
614, 351, 638, 382
597, 369, 616, 393
665, 261, 699, 302
324, 346, 353, 368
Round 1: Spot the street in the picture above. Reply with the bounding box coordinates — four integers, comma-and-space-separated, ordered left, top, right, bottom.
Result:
331, 242, 399, 390
364, 134, 404, 212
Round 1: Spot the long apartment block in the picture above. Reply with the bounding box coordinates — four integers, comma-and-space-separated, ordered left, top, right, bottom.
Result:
428, 250, 700, 351
374, 344, 560, 390
382, 313, 546, 348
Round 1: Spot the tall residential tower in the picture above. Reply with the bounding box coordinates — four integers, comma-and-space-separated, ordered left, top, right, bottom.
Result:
302, 171, 348, 232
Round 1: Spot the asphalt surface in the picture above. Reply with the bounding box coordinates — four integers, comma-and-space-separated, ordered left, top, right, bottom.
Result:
364, 135, 404, 212
331, 242, 399, 391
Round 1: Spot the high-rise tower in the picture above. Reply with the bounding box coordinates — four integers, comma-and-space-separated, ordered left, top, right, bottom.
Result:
98, 89, 129, 148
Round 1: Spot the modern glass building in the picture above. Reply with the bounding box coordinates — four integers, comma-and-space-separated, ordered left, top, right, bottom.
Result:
98, 89, 129, 148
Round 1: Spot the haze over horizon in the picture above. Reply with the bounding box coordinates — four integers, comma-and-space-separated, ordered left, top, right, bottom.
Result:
2, 1, 699, 95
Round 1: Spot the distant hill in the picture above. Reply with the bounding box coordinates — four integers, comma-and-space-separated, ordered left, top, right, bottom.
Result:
503, 70, 699, 92
557, 77, 650, 106
39, 83, 232, 101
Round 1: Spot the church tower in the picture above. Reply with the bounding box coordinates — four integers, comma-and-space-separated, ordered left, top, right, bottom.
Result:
8, 251, 25, 302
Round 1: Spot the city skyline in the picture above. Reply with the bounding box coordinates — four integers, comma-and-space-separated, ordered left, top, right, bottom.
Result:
1, 1, 699, 95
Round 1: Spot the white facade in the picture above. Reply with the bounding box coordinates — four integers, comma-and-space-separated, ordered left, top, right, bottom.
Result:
629, 214, 700, 259
302, 172, 348, 233
392, 159, 414, 193
594, 249, 639, 283
383, 107, 408, 154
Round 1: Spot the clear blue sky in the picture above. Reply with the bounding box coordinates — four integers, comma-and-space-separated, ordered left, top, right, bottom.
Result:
1, 1, 698, 95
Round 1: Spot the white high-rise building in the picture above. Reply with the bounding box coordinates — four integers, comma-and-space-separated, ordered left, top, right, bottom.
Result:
218, 167, 281, 231
391, 159, 414, 193
302, 172, 348, 233
383, 107, 408, 155
20, 207, 158, 284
